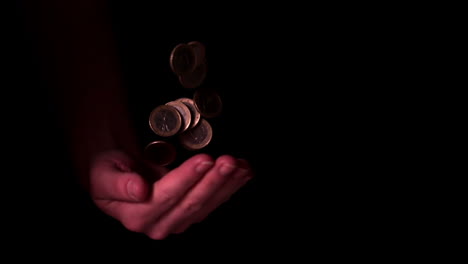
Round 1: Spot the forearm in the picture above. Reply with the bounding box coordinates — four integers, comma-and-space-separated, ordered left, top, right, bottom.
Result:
22, 0, 139, 188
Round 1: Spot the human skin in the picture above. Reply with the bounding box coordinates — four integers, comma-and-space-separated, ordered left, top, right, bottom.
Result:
91, 150, 252, 239
22, 0, 254, 239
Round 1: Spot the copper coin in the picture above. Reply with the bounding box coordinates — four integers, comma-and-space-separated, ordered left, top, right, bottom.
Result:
178, 62, 207, 89
176, 97, 201, 129
169, 43, 196, 75
193, 88, 223, 118
188, 41, 206, 67
165, 101, 192, 133
144, 141, 177, 166
179, 119, 213, 150
149, 105, 182, 137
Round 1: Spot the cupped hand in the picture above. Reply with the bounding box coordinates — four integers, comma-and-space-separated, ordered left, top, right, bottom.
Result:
89, 150, 253, 240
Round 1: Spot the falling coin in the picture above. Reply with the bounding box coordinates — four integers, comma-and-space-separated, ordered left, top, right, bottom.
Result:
149, 105, 182, 137
178, 62, 207, 89
193, 88, 223, 118
165, 100, 192, 133
179, 118, 213, 150
144, 141, 177, 166
188, 41, 206, 68
169, 43, 196, 75
176, 97, 201, 129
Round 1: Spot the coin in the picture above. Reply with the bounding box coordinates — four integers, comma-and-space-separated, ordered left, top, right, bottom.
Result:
193, 88, 223, 118
169, 43, 196, 75
149, 105, 182, 137
144, 141, 177, 166
176, 97, 201, 129
179, 118, 213, 150
188, 41, 206, 68
165, 100, 192, 133
178, 62, 207, 89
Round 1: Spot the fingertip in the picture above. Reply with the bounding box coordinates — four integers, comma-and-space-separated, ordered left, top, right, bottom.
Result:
188, 154, 215, 174
193, 153, 214, 164
216, 155, 238, 166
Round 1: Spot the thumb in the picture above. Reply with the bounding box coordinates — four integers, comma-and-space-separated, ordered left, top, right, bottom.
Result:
90, 152, 149, 202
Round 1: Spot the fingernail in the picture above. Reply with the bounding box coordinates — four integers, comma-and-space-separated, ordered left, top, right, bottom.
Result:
219, 164, 237, 176
127, 180, 138, 201
196, 161, 214, 173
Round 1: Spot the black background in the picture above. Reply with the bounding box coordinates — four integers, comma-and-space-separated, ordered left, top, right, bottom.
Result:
9, 0, 399, 253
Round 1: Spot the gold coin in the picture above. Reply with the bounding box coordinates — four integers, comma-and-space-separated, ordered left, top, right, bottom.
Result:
165, 100, 192, 133
178, 62, 207, 89
188, 41, 206, 68
149, 105, 182, 137
179, 119, 213, 150
193, 88, 223, 118
176, 97, 201, 129
169, 43, 196, 75
144, 141, 177, 166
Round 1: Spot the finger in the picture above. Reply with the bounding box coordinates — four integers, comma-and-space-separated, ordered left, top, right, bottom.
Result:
173, 159, 253, 234
90, 153, 150, 202
190, 158, 253, 224
95, 153, 215, 239
172, 160, 253, 234
149, 155, 239, 238
172, 219, 193, 234
173, 173, 252, 234
149, 154, 214, 217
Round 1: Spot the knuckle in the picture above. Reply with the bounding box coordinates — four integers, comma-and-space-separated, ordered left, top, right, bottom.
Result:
157, 190, 177, 207
182, 200, 203, 215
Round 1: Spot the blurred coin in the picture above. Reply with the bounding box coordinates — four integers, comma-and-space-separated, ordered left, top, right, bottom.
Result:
170, 43, 196, 75
178, 62, 207, 89
176, 97, 201, 129
165, 100, 192, 133
193, 88, 223, 118
179, 119, 213, 150
144, 141, 177, 166
149, 105, 182, 137
188, 41, 206, 67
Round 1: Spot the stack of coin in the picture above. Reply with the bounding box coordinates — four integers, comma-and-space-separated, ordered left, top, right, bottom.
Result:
170, 41, 207, 89
148, 97, 212, 146
145, 41, 223, 166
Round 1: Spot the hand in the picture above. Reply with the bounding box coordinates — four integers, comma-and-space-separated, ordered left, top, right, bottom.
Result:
89, 150, 253, 240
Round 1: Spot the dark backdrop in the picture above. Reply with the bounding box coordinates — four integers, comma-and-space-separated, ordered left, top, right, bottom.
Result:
10, 0, 395, 253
